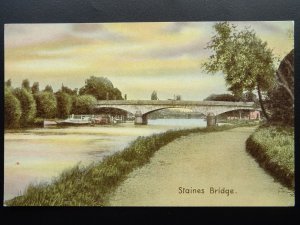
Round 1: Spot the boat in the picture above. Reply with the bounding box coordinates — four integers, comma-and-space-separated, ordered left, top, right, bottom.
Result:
92, 115, 111, 125
56, 114, 92, 126
43, 120, 57, 127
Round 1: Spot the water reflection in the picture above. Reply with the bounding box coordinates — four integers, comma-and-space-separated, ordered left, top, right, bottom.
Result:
4, 118, 205, 201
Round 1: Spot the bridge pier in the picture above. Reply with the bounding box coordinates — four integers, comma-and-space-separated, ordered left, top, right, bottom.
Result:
134, 111, 148, 125
207, 112, 217, 127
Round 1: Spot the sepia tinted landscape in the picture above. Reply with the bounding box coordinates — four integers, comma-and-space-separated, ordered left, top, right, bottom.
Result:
4, 21, 294, 206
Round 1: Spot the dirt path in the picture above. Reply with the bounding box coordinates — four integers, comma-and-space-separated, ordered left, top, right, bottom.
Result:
108, 127, 294, 206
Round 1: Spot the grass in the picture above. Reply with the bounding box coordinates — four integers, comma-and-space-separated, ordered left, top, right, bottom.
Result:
246, 124, 294, 189
5, 120, 258, 206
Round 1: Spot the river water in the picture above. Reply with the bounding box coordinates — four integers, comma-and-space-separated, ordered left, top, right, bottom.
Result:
4, 118, 206, 201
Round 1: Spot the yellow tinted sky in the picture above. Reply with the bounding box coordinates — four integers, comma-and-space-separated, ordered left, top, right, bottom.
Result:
5, 21, 293, 100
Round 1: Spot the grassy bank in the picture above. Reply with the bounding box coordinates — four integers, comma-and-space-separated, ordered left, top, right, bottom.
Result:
246, 125, 294, 189
6, 121, 258, 206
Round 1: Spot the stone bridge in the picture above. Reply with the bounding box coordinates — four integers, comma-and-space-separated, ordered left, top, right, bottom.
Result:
95, 100, 259, 126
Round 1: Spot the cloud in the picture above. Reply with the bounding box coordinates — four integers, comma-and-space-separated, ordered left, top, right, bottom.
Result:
161, 22, 192, 33
5, 24, 71, 48
72, 23, 103, 33
70, 23, 130, 42
144, 39, 210, 59
4, 22, 294, 101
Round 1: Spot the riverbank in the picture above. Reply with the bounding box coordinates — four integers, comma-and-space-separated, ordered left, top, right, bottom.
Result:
246, 125, 294, 189
108, 126, 294, 206
5, 121, 258, 206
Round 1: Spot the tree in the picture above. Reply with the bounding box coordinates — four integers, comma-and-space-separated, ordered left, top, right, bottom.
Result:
204, 93, 239, 102
31, 82, 40, 94
44, 85, 54, 93
61, 84, 78, 96
35, 91, 57, 118
22, 79, 31, 92
202, 22, 276, 120
73, 95, 97, 114
176, 95, 182, 101
13, 88, 37, 126
5, 79, 12, 87
56, 91, 73, 118
5, 88, 22, 128
151, 91, 158, 100
79, 76, 123, 100
241, 91, 258, 102
266, 49, 294, 125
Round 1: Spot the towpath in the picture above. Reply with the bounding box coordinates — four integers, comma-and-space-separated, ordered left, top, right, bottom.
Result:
108, 126, 294, 206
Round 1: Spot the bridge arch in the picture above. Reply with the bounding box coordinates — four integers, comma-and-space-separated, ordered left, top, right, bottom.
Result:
94, 100, 260, 126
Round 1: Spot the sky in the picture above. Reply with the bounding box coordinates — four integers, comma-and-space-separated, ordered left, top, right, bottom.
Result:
4, 21, 294, 100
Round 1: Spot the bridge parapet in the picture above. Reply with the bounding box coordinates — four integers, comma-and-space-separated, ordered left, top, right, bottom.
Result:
94, 100, 260, 125
96, 100, 256, 107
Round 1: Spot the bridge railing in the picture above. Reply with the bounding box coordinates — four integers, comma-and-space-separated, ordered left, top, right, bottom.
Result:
96, 100, 256, 107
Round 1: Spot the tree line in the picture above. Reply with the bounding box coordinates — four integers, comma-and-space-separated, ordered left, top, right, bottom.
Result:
5, 76, 124, 128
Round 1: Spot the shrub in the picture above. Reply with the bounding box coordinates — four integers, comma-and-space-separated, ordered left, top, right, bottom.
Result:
4, 88, 22, 128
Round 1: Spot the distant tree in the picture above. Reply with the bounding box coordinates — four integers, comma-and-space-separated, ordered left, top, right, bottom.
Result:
5, 88, 22, 128
35, 92, 57, 118
13, 88, 37, 126
73, 95, 97, 114
56, 91, 73, 118
124, 94, 127, 100
5, 79, 12, 87
44, 85, 54, 93
61, 84, 78, 96
204, 93, 239, 102
79, 76, 123, 100
241, 91, 257, 102
31, 82, 40, 94
112, 88, 122, 100
176, 95, 182, 100
202, 22, 276, 120
22, 79, 31, 92
151, 91, 158, 100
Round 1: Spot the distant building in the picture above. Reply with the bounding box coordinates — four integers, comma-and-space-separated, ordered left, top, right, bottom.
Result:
249, 110, 260, 120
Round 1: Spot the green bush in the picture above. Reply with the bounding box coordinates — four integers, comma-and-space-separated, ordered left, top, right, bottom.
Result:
4, 88, 22, 128
35, 91, 57, 118
246, 125, 294, 189
13, 88, 37, 126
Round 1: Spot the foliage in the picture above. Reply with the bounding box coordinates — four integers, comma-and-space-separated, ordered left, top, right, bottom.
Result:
35, 91, 57, 118
5, 79, 12, 87
73, 94, 97, 114
242, 91, 257, 102
61, 84, 78, 96
204, 93, 239, 101
4, 88, 22, 128
151, 90, 158, 100
22, 79, 31, 92
79, 76, 123, 100
31, 82, 40, 94
204, 92, 257, 102
5, 122, 257, 206
44, 85, 54, 93
265, 49, 294, 126
13, 88, 37, 126
202, 22, 276, 119
4, 76, 124, 127
56, 91, 73, 118
175, 95, 182, 100
246, 125, 294, 189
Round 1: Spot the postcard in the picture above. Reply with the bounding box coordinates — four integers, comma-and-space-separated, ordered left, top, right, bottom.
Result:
4, 21, 294, 206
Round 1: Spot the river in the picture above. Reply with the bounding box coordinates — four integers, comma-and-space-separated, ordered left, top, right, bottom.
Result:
4, 118, 206, 201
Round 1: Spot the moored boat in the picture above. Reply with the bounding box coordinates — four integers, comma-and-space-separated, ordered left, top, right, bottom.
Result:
56, 114, 92, 126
